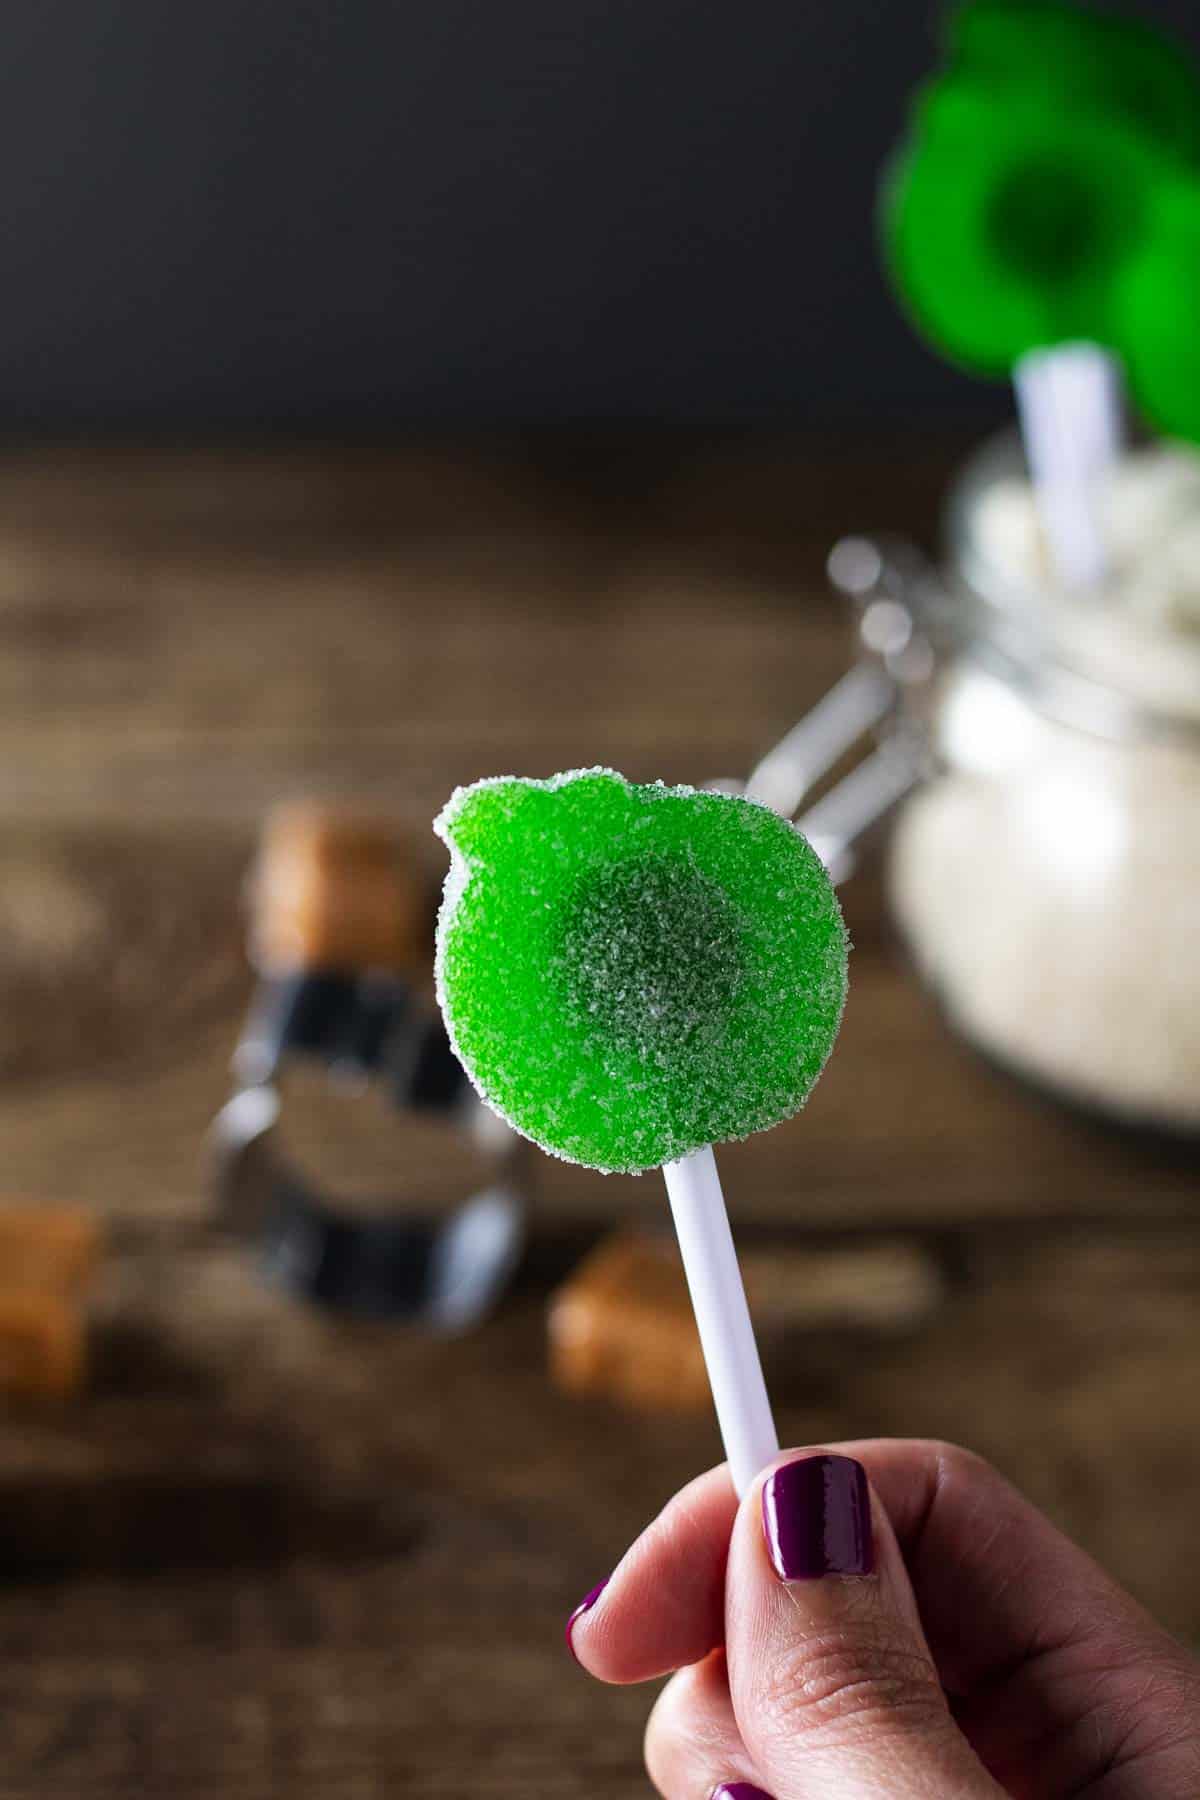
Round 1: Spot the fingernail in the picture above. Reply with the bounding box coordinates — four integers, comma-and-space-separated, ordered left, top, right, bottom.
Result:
761, 1454, 874, 1580
711, 1784, 775, 1799
565, 1579, 608, 1661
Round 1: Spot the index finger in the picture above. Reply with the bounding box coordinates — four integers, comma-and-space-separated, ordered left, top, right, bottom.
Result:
567, 1461, 737, 1682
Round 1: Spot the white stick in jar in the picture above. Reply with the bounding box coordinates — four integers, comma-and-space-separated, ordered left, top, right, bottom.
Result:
1014, 342, 1124, 589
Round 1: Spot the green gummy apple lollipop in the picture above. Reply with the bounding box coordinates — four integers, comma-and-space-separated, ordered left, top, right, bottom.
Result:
434, 768, 848, 1175
881, 0, 1200, 442
1115, 181, 1200, 444
948, 0, 1200, 167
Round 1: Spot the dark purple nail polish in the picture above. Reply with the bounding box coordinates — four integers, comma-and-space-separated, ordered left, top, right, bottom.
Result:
761, 1454, 874, 1580
711, 1785, 775, 1800
565, 1579, 608, 1661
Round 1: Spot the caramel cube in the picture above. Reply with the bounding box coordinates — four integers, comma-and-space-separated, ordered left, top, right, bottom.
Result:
0, 1290, 84, 1399
0, 1205, 100, 1297
548, 1228, 944, 1416
250, 802, 431, 977
0, 1206, 100, 1401
548, 1230, 710, 1413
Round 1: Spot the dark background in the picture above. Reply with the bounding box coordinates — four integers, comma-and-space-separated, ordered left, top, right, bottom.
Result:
1, 0, 1196, 434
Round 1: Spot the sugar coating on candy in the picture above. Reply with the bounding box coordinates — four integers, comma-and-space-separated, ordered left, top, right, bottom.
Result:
434, 768, 848, 1174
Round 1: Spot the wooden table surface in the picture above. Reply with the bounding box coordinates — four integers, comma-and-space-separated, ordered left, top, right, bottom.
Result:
0, 438, 1196, 1799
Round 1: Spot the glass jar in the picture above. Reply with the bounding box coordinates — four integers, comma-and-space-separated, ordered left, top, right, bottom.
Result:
792, 432, 1200, 1139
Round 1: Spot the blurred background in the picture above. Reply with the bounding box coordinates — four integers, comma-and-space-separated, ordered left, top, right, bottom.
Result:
0, 3, 1197, 1797
0, 0, 1189, 434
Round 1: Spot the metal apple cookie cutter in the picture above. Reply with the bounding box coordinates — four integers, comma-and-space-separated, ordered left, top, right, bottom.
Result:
210, 968, 529, 1330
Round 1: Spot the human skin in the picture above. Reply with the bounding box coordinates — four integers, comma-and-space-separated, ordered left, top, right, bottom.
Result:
567, 1439, 1200, 1799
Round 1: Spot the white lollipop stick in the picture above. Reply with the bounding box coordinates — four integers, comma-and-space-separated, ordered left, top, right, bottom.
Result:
662, 1145, 779, 1497
1013, 342, 1123, 589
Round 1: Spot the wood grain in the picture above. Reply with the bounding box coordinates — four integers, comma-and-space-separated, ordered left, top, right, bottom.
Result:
0, 438, 1194, 1798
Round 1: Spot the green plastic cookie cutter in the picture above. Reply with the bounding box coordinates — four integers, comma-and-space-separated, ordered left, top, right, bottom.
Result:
434, 769, 848, 1175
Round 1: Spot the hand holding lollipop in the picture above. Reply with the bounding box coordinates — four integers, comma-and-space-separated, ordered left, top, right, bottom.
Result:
434, 768, 847, 1494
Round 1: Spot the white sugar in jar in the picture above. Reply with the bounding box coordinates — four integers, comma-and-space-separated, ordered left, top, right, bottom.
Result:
886, 433, 1200, 1136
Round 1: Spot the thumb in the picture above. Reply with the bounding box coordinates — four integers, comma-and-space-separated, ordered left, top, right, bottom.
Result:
726, 1452, 1001, 1800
